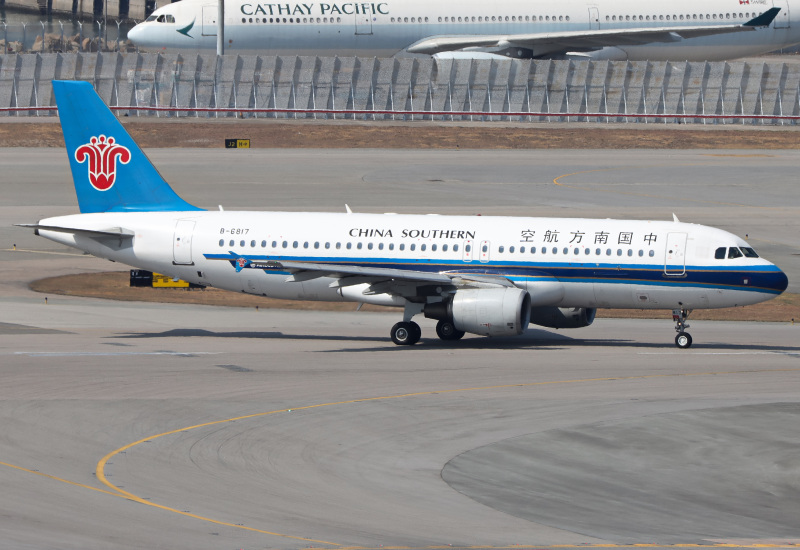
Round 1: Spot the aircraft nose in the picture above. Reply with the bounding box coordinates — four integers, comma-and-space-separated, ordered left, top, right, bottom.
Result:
760, 267, 789, 295
127, 23, 144, 45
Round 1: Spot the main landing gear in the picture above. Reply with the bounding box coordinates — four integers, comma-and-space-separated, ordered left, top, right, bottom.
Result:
390, 321, 421, 346
435, 320, 465, 341
673, 308, 693, 349
390, 320, 466, 345
390, 303, 466, 346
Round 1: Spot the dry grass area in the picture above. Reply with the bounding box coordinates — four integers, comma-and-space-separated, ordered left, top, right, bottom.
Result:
30, 271, 800, 322
4, 120, 800, 150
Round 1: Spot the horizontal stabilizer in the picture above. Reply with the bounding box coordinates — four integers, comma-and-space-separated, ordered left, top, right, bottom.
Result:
15, 223, 135, 240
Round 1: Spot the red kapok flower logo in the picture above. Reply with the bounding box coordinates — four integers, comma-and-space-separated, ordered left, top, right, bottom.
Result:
75, 135, 131, 191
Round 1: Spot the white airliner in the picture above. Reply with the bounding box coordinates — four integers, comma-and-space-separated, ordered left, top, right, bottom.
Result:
127, 0, 800, 60
20, 80, 788, 348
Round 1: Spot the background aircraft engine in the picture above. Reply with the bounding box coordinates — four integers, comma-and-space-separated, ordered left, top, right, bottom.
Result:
425, 288, 531, 337
529, 306, 597, 329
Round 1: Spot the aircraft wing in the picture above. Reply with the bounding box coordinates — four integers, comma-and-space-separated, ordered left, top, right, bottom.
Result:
407, 8, 781, 56
226, 254, 517, 297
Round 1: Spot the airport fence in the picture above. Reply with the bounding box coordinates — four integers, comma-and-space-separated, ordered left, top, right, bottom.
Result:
3, 52, 800, 124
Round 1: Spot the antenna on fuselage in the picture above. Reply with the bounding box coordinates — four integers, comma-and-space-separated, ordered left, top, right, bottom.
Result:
673, 213, 680, 223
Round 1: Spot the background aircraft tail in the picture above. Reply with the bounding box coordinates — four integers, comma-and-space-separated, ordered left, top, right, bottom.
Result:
52, 80, 202, 213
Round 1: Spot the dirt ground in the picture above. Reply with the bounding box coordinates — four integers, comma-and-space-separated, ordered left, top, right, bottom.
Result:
30, 272, 800, 323
3, 118, 800, 149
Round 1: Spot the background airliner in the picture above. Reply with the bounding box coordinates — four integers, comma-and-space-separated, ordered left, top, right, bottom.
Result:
19, 81, 788, 348
127, 0, 800, 60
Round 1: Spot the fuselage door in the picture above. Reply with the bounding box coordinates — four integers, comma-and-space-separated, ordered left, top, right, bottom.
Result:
664, 232, 687, 276
773, 0, 790, 28
173, 220, 196, 265
463, 239, 474, 262
479, 240, 491, 263
355, 12, 373, 35
202, 6, 218, 36
588, 6, 600, 29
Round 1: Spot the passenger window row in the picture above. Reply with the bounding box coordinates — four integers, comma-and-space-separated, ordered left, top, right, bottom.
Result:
498, 245, 655, 257
219, 238, 664, 259
426, 15, 571, 23
606, 12, 756, 22
242, 17, 341, 23
219, 239, 461, 253
238, 11, 761, 25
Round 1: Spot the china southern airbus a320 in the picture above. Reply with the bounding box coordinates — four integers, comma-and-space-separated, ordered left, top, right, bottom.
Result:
127, 0, 800, 60
20, 81, 788, 348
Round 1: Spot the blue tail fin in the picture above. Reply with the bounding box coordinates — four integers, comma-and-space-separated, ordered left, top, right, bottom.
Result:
52, 80, 202, 213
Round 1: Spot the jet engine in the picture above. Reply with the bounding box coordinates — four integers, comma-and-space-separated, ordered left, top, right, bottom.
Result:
425, 288, 531, 337
529, 306, 596, 329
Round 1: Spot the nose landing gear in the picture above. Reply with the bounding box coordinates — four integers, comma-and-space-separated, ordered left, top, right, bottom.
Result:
673, 308, 692, 349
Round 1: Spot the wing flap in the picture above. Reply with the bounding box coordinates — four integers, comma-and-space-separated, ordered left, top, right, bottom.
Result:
228, 256, 516, 291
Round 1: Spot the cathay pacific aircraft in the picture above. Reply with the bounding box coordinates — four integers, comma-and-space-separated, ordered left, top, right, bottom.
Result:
127, 0, 799, 60
19, 81, 788, 348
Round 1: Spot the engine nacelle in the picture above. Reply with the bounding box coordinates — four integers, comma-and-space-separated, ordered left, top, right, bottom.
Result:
425, 288, 531, 337
529, 306, 596, 329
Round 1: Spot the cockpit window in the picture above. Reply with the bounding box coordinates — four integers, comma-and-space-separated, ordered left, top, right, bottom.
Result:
741, 247, 759, 258
148, 14, 175, 23
728, 247, 743, 259
716, 246, 759, 260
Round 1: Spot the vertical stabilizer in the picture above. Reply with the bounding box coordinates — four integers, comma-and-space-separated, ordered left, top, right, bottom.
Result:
52, 80, 202, 213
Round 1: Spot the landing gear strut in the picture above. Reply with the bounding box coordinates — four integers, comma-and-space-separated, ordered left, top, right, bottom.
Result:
673, 308, 692, 349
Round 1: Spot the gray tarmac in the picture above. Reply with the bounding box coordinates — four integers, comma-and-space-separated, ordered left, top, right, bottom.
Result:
1, 147, 800, 549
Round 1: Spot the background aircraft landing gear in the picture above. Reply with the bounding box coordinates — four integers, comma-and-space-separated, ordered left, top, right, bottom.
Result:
672, 308, 692, 349
436, 320, 465, 341
391, 321, 421, 346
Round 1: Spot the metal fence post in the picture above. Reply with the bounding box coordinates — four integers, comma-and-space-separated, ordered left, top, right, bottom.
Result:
545, 83, 551, 123
642, 84, 647, 124
700, 86, 706, 125
622, 86, 628, 123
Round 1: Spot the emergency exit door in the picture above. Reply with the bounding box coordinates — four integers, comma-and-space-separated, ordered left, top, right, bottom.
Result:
173, 220, 195, 265
664, 232, 687, 276
202, 6, 217, 36
774, 0, 790, 28
355, 12, 373, 34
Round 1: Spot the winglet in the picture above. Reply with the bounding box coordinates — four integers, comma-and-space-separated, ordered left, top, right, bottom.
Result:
744, 7, 780, 27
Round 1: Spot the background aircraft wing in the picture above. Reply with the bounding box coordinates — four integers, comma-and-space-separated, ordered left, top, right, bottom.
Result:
407, 8, 780, 56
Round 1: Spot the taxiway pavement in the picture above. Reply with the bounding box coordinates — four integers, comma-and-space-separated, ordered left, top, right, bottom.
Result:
1, 147, 799, 549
